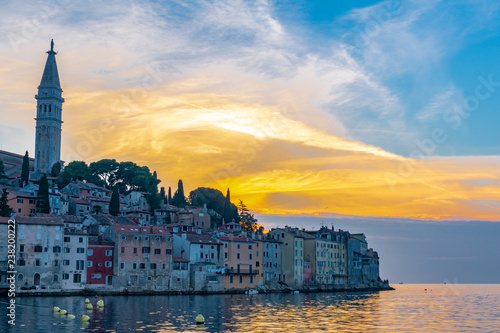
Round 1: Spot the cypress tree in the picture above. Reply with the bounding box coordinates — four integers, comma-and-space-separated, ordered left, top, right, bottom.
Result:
0, 190, 13, 217
167, 186, 172, 204
109, 187, 120, 216
159, 187, 166, 202
0, 160, 6, 178
223, 188, 233, 223
21, 151, 30, 187
51, 162, 61, 177
171, 179, 187, 207
36, 174, 50, 214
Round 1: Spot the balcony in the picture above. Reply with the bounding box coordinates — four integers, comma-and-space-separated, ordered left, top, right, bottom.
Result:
225, 268, 259, 275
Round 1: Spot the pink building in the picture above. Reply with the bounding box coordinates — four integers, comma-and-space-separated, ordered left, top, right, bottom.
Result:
103, 224, 173, 290
220, 234, 259, 289
86, 237, 115, 287
303, 261, 312, 285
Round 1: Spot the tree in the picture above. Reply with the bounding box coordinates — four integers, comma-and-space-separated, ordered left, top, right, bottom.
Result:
51, 162, 61, 177
89, 159, 119, 188
145, 193, 162, 213
21, 151, 30, 187
0, 190, 13, 217
237, 200, 258, 231
109, 187, 120, 216
0, 160, 6, 178
36, 174, 50, 214
170, 179, 187, 207
159, 187, 166, 202
58, 161, 91, 188
168, 187, 172, 204
189, 187, 239, 226
223, 188, 234, 223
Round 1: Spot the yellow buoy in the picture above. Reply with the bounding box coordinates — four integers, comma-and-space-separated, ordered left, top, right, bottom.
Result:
53, 306, 60, 312
195, 313, 205, 325
59, 309, 67, 315
86, 303, 93, 310
81, 315, 90, 322
67, 314, 75, 319
85, 298, 90, 304
97, 299, 104, 308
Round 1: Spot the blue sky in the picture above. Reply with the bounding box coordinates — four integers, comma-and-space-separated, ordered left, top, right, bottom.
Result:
1, 0, 500, 283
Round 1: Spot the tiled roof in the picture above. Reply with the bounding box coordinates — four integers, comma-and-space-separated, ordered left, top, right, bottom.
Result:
185, 233, 221, 244
219, 236, 255, 243
113, 224, 171, 235
72, 198, 90, 205
6, 189, 37, 198
91, 215, 137, 225
15, 216, 64, 226
173, 257, 189, 262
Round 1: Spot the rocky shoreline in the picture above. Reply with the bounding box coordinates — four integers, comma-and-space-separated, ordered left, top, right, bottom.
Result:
5, 283, 394, 297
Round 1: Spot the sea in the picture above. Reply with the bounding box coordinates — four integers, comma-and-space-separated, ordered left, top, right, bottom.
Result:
1, 284, 499, 332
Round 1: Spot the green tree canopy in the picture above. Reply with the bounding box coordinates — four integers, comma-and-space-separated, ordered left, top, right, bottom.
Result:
37, 174, 50, 214
237, 200, 258, 231
51, 162, 61, 178
189, 187, 239, 225
58, 161, 91, 188
21, 151, 30, 187
109, 186, 120, 216
0, 190, 13, 217
170, 179, 187, 207
89, 159, 119, 188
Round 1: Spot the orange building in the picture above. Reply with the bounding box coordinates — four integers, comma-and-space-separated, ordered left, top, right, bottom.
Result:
220, 234, 259, 289
5, 189, 37, 216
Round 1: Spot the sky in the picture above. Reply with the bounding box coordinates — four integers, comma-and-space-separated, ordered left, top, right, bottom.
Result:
0, 0, 499, 283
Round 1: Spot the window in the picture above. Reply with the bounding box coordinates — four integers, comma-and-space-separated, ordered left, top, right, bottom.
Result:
73, 274, 82, 283
230, 275, 233, 284
17, 208, 21, 213
140, 263, 145, 269
18, 274, 24, 282
64, 237, 70, 242
133, 248, 138, 254
79, 237, 83, 243
200, 253, 204, 259
34, 245, 43, 252
225, 243, 228, 248
211, 253, 214, 259
87, 261, 93, 267
151, 263, 157, 269
54, 260, 59, 267
237, 253, 240, 259
133, 263, 137, 269
77, 248, 85, 253
166, 249, 172, 255
105, 250, 112, 256
64, 247, 70, 253
30, 208, 35, 214
17, 198, 23, 204
53, 274, 59, 282
18, 259, 25, 266
256, 261, 260, 267
87, 249, 93, 255
105, 261, 112, 267
121, 247, 125, 254
173, 262, 180, 270
29, 199, 35, 205
121, 235, 126, 240
154, 249, 161, 255
237, 244, 240, 249
225, 253, 228, 259
19, 245, 24, 252
62, 273, 69, 280
249, 253, 253, 260
63, 260, 70, 266
239, 276, 243, 284
76, 260, 84, 270
35, 259, 41, 266
250, 276, 253, 284
142, 247, 150, 254
200, 245, 204, 249
249, 245, 252, 250
120, 263, 125, 269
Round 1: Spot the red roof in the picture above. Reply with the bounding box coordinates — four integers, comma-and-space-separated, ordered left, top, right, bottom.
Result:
113, 224, 171, 235
15, 216, 63, 226
0, 217, 11, 224
219, 236, 255, 243
173, 257, 190, 262
72, 198, 90, 205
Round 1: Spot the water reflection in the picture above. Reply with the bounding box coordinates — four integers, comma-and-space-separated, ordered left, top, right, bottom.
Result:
1, 285, 500, 332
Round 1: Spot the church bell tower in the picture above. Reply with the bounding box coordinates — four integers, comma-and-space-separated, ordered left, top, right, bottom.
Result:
34, 40, 64, 176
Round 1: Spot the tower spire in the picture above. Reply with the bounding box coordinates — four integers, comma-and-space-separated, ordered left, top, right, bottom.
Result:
34, 41, 64, 177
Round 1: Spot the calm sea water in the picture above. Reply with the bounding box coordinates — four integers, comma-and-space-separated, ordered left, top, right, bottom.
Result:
1, 284, 500, 332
